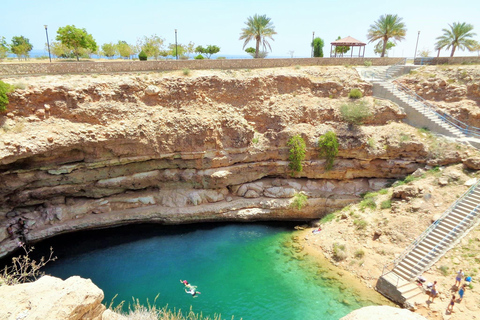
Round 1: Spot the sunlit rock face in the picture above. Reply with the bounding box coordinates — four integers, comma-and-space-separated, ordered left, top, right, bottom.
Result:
1, 67, 468, 257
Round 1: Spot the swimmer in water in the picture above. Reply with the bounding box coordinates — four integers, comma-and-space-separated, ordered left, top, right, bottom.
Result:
185, 288, 201, 297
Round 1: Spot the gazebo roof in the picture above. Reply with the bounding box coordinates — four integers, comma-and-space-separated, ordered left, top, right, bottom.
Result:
330, 36, 366, 46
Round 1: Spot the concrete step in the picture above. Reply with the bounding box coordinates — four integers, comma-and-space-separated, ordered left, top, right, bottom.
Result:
452, 205, 476, 215
398, 258, 427, 273
393, 265, 417, 280
425, 232, 454, 245
461, 199, 479, 208
466, 194, 480, 201
403, 287, 424, 300
398, 282, 421, 295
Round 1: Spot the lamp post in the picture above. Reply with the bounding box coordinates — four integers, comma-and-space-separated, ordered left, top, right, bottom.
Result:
413, 31, 420, 61
175, 29, 178, 60
44, 25, 52, 62
311, 31, 315, 58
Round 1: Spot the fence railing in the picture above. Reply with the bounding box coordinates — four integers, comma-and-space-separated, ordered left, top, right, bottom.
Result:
382, 178, 480, 283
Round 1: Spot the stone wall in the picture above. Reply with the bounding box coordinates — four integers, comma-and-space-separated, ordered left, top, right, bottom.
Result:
0, 57, 404, 76
414, 56, 480, 65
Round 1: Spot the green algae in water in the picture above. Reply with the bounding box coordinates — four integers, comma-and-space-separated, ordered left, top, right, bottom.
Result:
38, 223, 383, 320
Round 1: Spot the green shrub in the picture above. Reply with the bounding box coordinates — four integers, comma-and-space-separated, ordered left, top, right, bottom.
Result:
288, 135, 306, 174
320, 212, 336, 224
216, 56, 226, 59
318, 131, 339, 171
340, 101, 371, 126
359, 198, 376, 211
291, 192, 308, 210
194, 54, 204, 60
354, 250, 365, 259
333, 243, 347, 261
182, 68, 191, 76
138, 50, 148, 61
353, 219, 368, 230
378, 189, 388, 195
380, 200, 391, 209
348, 88, 363, 99
0, 80, 14, 112
364, 61, 372, 67
439, 265, 449, 276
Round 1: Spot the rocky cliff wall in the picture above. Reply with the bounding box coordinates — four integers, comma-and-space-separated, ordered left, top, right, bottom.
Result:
0, 67, 473, 258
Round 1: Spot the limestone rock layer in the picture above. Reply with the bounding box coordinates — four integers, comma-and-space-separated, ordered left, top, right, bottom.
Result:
0, 67, 469, 257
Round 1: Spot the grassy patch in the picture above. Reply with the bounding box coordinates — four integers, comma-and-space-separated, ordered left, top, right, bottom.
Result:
353, 219, 368, 230
291, 192, 308, 210
439, 265, 449, 276
359, 198, 376, 211
333, 243, 347, 261
380, 200, 392, 209
354, 250, 365, 259
340, 100, 371, 126
320, 212, 336, 224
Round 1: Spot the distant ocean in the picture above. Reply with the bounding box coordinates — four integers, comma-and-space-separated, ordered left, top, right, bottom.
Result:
8, 49, 300, 60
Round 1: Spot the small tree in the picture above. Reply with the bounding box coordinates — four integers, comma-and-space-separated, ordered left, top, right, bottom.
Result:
288, 135, 306, 174
204, 45, 220, 59
245, 47, 256, 55
56, 25, 97, 61
169, 43, 187, 59
334, 36, 350, 56
49, 41, 73, 58
195, 45, 220, 59
138, 50, 148, 61
117, 41, 135, 59
185, 41, 196, 58
10, 36, 33, 60
0, 80, 14, 112
312, 37, 324, 57
137, 35, 165, 60
0, 36, 8, 60
318, 131, 339, 171
101, 42, 116, 58
374, 40, 395, 56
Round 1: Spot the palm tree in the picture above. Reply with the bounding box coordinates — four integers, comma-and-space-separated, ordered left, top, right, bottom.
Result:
434, 38, 450, 57
435, 22, 477, 57
367, 14, 406, 58
239, 14, 277, 58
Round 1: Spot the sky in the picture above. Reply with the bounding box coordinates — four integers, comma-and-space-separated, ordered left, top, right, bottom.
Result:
1, 0, 479, 58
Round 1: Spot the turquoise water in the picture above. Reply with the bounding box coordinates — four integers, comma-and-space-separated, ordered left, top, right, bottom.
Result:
32, 223, 378, 319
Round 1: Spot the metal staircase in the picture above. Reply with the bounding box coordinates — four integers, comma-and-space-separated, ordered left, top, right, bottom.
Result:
377, 179, 480, 306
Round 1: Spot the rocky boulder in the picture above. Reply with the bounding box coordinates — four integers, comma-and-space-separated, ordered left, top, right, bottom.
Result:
0, 275, 105, 320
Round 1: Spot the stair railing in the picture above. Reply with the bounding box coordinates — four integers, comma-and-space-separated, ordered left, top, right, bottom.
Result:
388, 80, 480, 138
382, 178, 480, 281
405, 204, 480, 280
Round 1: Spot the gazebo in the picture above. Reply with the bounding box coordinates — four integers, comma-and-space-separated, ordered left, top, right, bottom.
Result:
330, 36, 366, 58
